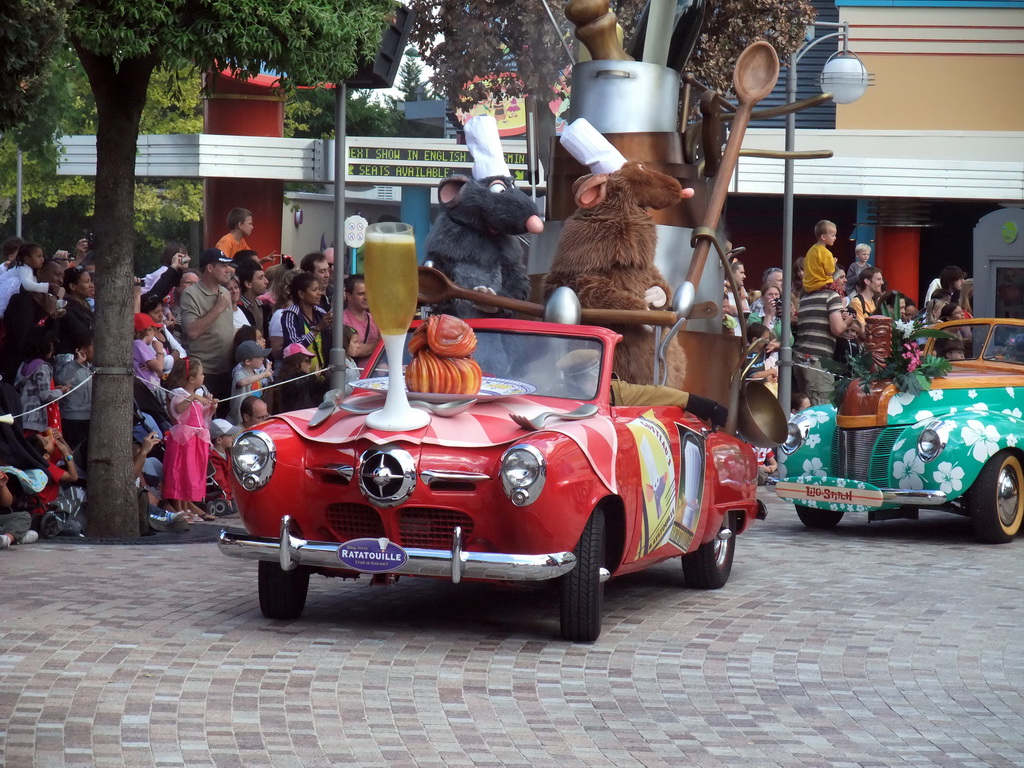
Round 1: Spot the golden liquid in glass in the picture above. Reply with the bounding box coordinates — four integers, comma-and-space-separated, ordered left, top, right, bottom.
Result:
364, 231, 418, 335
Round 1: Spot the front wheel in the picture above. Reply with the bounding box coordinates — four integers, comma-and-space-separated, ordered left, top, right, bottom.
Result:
971, 450, 1024, 544
796, 504, 844, 529
559, 508, 605, 643
681, 518, 734, 589
258, 560, 310, 619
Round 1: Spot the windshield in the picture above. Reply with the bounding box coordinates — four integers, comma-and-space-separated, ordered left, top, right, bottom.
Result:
363, 328, 607, 400
984, 324, 1024, 364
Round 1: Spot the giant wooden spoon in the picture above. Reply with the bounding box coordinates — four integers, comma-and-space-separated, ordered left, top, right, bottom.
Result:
684, 42, 780, 288
417, 266, 714, 327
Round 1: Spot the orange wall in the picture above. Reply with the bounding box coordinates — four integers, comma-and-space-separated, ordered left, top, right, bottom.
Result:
839, 54, 1024, 131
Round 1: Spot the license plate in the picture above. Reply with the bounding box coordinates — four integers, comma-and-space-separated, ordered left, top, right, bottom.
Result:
337, 537, 409, 573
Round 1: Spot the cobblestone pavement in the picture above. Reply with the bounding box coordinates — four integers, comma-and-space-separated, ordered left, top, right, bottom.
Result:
2, 493, 1023, 767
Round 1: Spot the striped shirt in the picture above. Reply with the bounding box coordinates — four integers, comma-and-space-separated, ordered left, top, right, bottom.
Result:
794, 289, 843, 359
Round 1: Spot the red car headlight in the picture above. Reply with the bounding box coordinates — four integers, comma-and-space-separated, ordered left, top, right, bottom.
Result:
500, 444, 546, 506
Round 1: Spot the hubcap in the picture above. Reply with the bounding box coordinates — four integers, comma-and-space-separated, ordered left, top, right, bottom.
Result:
996, 464, 1021, 527
713, 530, 731, 568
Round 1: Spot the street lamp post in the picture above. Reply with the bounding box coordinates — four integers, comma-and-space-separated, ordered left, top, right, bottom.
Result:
778, 22, 870, 411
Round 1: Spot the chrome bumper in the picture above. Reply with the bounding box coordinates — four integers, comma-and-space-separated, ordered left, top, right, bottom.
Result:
218, 515, 577, 583
880, 489, 947, 505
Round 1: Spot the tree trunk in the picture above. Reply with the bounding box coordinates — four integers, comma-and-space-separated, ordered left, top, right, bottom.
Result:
74, 45, 158, 538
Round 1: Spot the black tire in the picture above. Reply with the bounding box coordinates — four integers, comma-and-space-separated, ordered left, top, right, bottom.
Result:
258, 560, 310, 619
971, 450, 1024, 544
559, 508, 605, 643
796, 504, 844, 529
681, 519, 735, 589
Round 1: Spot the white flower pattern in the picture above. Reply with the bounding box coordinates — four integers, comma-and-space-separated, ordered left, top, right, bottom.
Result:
968, 390, 978, 399
888, 392, 916, 417
892, 448, 925, 490
808, 409, 831, 426
1008, 434, 1018, 448
929, 390, 944, 401
961, 420, 1001, 463
1002, 408, 1022, 418
806, 433, 821, 449
802, 457, 826, 478
932, 462, 965, 494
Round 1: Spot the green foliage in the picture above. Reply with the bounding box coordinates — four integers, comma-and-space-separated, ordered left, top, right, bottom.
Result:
398, 55, 432, 102
828, 317, 955, 407
0, 61, 203, 255
0, 1, 69, 133
286, 87, 404, 139
68, 0, 394, 87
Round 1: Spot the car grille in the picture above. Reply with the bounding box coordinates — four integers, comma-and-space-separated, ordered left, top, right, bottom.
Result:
323, 503, 474, 549
325, 503, 385, 541
832, 427, 904, 486
398, 508, 474, 549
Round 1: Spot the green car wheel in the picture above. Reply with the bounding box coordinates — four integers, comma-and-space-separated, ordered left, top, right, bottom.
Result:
972, 450, 1024, 544
795, 505, 844, 530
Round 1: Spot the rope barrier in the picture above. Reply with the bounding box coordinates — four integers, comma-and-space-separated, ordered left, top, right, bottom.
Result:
4, 366, 328, 421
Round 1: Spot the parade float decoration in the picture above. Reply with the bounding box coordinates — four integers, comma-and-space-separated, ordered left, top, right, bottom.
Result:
217, 0, 818, 640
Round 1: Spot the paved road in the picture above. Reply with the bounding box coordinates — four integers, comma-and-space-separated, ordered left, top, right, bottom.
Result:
2, 492, 1022, 767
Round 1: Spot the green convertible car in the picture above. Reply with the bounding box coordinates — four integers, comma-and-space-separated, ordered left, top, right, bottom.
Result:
776, 318, 1024, 544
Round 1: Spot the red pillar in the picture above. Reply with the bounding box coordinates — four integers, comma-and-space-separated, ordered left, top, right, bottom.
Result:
203, 71, 285, 260
875, 226, 921, 301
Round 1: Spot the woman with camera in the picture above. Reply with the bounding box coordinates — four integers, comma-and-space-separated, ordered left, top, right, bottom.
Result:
747, 281, 792, 346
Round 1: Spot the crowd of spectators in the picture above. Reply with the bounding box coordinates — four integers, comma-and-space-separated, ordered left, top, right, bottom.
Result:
0, 218, 379, 544
726, 220, 972, 481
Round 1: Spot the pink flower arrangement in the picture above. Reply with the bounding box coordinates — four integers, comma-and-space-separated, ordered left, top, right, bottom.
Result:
903, 341, 922, 372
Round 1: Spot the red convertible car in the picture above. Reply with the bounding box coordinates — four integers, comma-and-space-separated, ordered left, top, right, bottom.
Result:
219, 318, 764, 641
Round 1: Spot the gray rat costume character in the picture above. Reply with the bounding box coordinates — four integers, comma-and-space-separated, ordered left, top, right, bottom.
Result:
425, 115, 543, 319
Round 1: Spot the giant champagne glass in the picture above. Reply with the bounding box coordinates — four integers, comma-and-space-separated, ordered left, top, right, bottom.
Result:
363, 222, 430, 431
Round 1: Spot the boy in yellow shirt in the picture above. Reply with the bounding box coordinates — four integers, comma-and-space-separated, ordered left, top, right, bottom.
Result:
802, 220, 838, 293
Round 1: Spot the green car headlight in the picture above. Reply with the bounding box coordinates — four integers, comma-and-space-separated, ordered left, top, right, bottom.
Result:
917, 420, 951, 463
781, 414, 812, 455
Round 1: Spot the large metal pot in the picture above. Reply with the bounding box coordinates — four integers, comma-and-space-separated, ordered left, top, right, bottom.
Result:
569, 61, 680, 134
736, 380, 789, 449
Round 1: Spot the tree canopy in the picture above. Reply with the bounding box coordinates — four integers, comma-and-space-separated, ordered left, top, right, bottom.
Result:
407, 0, 815, 110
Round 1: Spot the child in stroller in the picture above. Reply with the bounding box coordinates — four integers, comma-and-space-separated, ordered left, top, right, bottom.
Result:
205, 419, 239, 518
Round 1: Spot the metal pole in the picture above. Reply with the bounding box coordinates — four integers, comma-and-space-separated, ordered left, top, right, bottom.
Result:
778, 59, 797, 411
15, 148, 23, 238
330, 83, 349, 391
778, 23, 850, 411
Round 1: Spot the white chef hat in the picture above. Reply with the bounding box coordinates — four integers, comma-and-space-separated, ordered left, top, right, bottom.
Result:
560, 118, 627, 175
464, 115, 512, 179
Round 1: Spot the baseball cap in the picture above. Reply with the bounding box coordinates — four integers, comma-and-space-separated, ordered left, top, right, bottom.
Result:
133, 313, 161, 332
199, 248, 233, 269
235, 340, 271, 363
210, 418, 241, 439
283, 342, 314, 359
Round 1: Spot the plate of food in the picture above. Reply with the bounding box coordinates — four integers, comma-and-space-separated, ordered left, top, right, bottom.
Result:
351, 376, 536, 403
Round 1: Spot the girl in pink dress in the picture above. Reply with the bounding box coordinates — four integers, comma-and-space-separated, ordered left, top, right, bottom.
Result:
163, 358, 218, 522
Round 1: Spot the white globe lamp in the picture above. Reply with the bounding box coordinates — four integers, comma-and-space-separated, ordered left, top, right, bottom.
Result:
819, 50, 871, 104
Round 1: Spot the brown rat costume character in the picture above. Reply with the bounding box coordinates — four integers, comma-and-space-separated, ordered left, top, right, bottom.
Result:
544, 141, 693, 387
